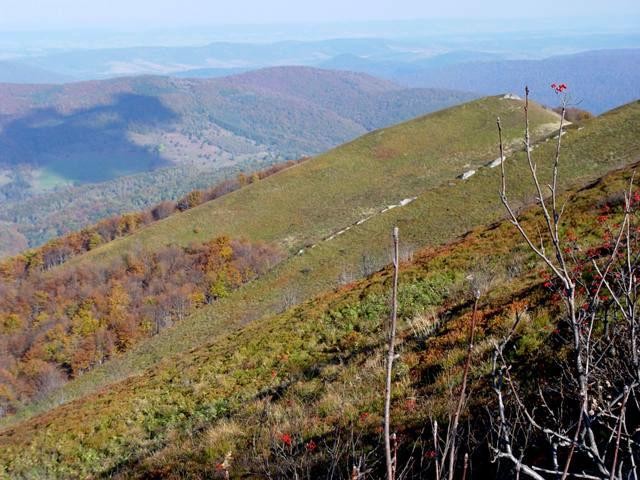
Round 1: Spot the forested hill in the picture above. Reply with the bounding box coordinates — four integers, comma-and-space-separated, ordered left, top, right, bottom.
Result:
0, 66, 475, 256
0, 66, 475, 168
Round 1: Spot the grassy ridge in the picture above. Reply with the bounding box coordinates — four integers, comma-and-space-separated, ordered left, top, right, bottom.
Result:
1, 153, 638, 478
3, 99, 638, 433
70, 96, 561, 266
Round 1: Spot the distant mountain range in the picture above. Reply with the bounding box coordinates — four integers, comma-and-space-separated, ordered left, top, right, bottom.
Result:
323, 49, 640, 114
0, 66, 475, 255
11, 38, 408, 79
3, 36, 638, 113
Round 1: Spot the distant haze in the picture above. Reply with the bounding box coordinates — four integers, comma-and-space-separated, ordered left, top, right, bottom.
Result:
1, 0, 639, 30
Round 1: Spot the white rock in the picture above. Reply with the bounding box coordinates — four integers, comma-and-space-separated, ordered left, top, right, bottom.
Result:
487, 157, 503, 168
502, 93, 522, 100
460, 170, 476, 180
399, 197, 417, 206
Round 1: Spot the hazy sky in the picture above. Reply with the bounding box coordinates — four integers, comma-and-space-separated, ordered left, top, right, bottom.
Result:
1, 0, 639, 29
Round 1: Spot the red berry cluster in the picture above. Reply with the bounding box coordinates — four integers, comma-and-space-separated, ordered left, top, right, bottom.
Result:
551, 83, 568, 94
280, 432, 292, 447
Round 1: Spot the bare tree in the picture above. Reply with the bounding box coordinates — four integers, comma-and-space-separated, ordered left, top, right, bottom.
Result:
385, 226, 400, 480
492, 86, 640, 479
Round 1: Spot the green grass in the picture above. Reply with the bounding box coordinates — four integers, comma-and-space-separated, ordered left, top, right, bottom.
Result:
5, 98, 639, 433
1, 154, 638, 478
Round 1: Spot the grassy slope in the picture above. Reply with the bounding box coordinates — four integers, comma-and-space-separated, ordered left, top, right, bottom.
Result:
2, 99, 638, 433
1, 153, 638, 478
70, 96, 561, 265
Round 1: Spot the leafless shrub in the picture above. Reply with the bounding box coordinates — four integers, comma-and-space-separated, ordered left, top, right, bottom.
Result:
279, 287, 299, 313
384, 227, 400, 480
361, 252, 379, 277
491, 86, 640, 480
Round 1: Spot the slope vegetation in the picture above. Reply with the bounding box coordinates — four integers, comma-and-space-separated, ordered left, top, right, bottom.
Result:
1, 127, 638, 478
0, 96, 560, 420
4, 98, 639, 435
70, 95, 561, 267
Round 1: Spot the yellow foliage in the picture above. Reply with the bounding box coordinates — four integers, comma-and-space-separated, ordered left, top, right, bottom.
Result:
72, 304, 101, 336
107, 282, 131, 326
1, 313, 23, 334
32, 311, 49, 328
190, 292, 206, 307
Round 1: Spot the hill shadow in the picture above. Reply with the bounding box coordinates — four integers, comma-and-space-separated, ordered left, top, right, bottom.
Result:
0, 93, 180, 184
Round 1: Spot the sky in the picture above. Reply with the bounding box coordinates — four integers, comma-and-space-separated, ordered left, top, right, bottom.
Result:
1, 0, 639, 29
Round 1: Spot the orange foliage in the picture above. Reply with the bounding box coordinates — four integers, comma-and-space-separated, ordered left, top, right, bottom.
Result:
0, 236, 282, 413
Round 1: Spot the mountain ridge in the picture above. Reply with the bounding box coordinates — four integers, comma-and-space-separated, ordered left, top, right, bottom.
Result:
0, 66, 476, 255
